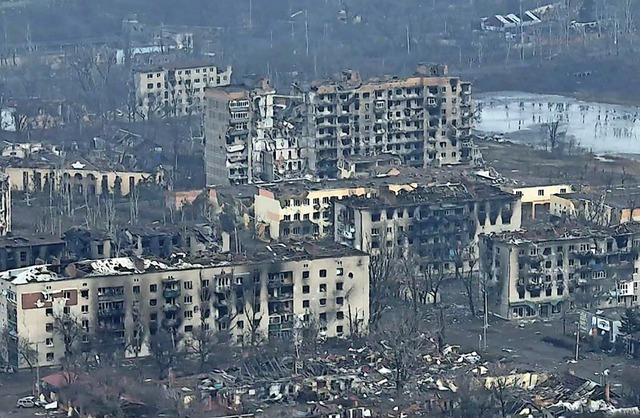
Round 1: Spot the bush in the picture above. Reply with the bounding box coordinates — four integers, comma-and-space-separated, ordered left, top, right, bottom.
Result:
541, 336, 574, 350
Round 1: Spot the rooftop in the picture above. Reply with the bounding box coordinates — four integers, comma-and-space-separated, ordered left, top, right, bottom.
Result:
339, 181, 515, 209
256, 167, 469, 199
308, 63, 460, 93
134, 59, 224, 73
556, 187, 640, 209
0, 142, 151, 173
485, 221, 640, 244
1, 240, 366, 285
0, 233, 65, 249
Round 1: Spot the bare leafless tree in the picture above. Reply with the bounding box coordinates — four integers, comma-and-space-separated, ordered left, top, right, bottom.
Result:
543, 119, 566, 153
1, 330, 38, 371
52, 311, 84, 369
423, 263, 446, 306
482, 363, 517, 418
454, 244, 478, 316
149, 328, 180, 380
368, 243, 401, 330
242, 295, 265, 351
447, 375, 500, 418
373, 307, 433, 394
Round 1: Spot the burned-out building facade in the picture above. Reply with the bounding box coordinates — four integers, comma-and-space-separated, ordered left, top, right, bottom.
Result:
0, 234, 65, 271
0, 242, 369, 369
64, 224, 233, 260
301, 63, 479, 178
335, 182, 521, 274
204, 79, 272, 186
204, 63, 480, 185
204, 77, 308, 186
480, 223, 640, 320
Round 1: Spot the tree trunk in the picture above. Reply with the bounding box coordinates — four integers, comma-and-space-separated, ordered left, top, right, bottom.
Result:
467, 287, 476, 317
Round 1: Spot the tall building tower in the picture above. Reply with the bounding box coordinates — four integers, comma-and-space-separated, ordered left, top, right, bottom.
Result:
204, 78, 275, 186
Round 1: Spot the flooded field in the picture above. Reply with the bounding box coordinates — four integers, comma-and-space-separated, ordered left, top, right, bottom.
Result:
476, 92, 640, 155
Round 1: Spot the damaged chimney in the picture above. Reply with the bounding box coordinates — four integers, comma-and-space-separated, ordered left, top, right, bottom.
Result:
221, 231, 230, 253
64, 263, 77, 278
131, 255, 146, 272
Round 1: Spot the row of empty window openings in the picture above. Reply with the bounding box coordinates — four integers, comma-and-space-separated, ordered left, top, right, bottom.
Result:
283, 211, 329, 221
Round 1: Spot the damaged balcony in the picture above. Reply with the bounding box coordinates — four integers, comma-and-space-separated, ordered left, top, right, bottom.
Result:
317, 94, 336, 105
97, 301, 124, 319
227, 147, 248, 162
338, 224, 356, 240
268, 299, 293, 315
98, 317, 125, 333
227, 129, 250, 141
163, 278, 181, 299
213, 292, 230, 308
268, 314, 293, 333
163, 302, 181, 313
268, 287, 294, 301
215, 303, 230, 318
230, 112, 249, 123
268, 271, 293, 287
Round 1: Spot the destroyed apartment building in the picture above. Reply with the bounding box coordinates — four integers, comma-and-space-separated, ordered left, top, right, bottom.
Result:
299, 63, 479, 178
0, 241, 369, 369
63, 224, 227, 260
253, 175, 427, 242
480, 223, 640, 320
550, 187, 640, 227
334, 181, 521, 274
204, 76, 309, 186
204, 63, 480, 186
0, 233, 65, 271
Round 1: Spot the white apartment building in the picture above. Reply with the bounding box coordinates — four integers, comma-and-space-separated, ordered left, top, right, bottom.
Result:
133, 60, 232, 119
0, 242, 369, 369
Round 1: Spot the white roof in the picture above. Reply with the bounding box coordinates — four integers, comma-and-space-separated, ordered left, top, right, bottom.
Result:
524, 11, 541, 22
1, 265, 58, 285
1, 257, 171, 285
505, 14, 521, 24
87, 257, 168, 275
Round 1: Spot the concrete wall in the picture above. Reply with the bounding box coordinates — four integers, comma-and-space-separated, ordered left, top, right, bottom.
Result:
507, 184, 573, 219
5, 167, 151, 196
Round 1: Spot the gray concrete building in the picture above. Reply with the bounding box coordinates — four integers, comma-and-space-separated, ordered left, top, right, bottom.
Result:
203, 63, 480, 185
334, 181, 521, 275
